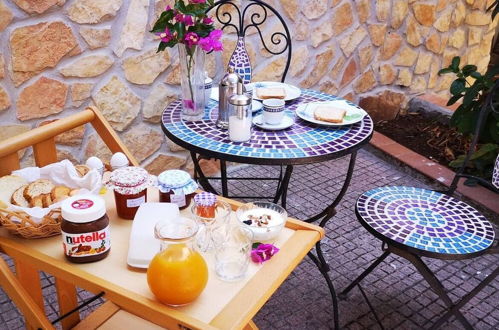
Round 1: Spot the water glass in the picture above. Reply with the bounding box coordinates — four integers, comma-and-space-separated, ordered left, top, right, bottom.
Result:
214, 226, 253, 281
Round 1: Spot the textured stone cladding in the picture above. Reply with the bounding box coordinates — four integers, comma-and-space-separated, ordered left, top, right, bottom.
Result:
0, 0, 496, 170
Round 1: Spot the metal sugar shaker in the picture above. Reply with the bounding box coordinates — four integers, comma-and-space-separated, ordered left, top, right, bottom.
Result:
217, 67, 244, 129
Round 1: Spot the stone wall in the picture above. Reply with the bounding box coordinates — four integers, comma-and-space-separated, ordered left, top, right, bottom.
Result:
0, 0, 497, 174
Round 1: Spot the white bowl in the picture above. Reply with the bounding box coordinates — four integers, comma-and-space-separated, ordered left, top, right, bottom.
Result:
236, 202, 287, 242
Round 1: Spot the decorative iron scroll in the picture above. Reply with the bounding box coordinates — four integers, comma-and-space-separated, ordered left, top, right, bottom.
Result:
207, 0, 292, 82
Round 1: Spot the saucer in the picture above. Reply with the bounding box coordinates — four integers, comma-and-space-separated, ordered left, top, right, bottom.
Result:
252, 114, 294, 130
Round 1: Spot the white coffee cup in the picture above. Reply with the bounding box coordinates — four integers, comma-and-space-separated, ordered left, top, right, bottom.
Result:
262, 99, 285, 125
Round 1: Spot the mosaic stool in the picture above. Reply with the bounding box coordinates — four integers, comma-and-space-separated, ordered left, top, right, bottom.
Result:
340, 80, 499, 330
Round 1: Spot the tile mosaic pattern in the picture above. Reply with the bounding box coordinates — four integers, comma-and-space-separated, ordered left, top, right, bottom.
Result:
356, 186, 495, 256
162, 89, 373, 163
493, 154, 499, 189
228, 37, 252, 84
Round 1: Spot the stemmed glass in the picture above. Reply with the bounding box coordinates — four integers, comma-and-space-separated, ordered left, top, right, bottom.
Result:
190, 200, 231, 252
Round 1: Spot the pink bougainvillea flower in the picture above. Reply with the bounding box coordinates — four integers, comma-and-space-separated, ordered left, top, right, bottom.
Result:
183, 15, 194, 26
184, 32, 200, 46
190, 0, 206, 3
183, 99, 194, 109
165, 5, 172, 11
198, 29, 223, 52
157, 27, 173, 43
203, 17, 214, 24
174, 13, 184, 22
250, 243, 279, 264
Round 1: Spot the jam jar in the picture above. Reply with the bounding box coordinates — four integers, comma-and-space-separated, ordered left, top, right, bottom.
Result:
157, 170, 197, 210
61, 195, 110, 263
107, 166, 153, 219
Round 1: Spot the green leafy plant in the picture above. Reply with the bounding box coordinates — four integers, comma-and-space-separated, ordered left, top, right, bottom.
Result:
438, 57, 499, 180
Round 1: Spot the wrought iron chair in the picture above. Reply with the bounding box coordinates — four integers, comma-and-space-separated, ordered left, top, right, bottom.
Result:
191, 0, 293, 204
340, 81, 499, 329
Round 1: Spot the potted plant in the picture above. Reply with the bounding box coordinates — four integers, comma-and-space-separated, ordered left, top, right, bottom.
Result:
151, 0, 222, 121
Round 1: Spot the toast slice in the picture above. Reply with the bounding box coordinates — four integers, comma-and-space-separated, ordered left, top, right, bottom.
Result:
51, 186, 71, 201
11, 184, 30, 208
0, 175, 28, 208
313, 106, 346, 123
23, 179, 55, 202
256, 87, 286, 99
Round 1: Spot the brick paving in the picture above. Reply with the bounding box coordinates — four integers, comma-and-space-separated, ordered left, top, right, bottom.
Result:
1, 149, 498, 329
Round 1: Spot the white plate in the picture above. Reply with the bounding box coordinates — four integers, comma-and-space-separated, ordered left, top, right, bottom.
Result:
210, 87, 262, 112
295, 100, 367, 126
249, 81, 301, 102
252, 113, 294, 130
127, 203, 180, 268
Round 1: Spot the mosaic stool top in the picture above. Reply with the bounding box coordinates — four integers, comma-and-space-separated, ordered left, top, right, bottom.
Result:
161, 89, 373, 166
356, 186, 495, 259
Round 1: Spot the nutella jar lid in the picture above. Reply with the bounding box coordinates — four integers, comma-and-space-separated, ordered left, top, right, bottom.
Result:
107, 166, 154, 195
157, 170, 197, 195
61, 195, 106, 224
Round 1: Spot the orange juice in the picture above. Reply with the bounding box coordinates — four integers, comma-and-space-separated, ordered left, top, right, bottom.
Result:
147, 243, 208, 306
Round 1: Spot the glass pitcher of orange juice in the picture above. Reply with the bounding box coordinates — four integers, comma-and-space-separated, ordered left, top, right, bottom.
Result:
147, 216, 208, 306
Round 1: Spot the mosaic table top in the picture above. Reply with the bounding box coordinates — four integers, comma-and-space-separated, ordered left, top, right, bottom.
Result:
161, 89, 373, 165
356, 186, 495, 258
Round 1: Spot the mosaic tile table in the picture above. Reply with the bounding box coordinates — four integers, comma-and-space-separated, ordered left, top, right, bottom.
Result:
161, 88, 374, 330
161, 89, 374, 166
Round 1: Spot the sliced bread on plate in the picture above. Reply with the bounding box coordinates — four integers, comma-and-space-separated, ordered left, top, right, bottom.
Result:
313, 106, 346, 123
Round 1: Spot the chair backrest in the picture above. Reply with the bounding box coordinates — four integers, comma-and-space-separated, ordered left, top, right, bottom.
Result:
0, 106, 138, 176
207, 0, 292, 84
448, 80, 499, 194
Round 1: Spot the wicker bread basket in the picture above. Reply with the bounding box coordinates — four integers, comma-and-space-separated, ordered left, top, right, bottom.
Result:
0, 207, 62, 239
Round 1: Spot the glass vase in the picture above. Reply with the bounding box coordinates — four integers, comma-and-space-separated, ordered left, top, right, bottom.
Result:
178, 44, 206, 121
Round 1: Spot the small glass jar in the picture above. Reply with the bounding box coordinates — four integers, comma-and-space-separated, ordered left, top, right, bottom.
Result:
60, 195, 110, 263
147, 216, 208, 306
157, 170, 198, 210
191, 197, 231, 252
107, 167, 153, 220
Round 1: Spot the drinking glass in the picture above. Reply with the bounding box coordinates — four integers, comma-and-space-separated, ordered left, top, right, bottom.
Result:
191, 200, 231, 252
214, 225, 253, 281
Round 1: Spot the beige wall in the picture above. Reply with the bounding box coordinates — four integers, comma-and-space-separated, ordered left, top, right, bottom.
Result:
0, 0, 497, 172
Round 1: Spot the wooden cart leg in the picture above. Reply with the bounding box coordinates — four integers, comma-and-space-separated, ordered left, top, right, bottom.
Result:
15, 260, 45, 329
55, 278, 80, 329
243, 320, 259, 330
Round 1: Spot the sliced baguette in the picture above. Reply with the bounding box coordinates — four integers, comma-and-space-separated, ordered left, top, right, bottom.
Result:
42, 194, 53, 208
51, 186, 71, 201
256, 87, 286, 99
30, 195, 44, 208
313, 106, 346, 123
23, 179, 55, 202
11, 185, 30, 208
75, 165, 90, 177
0, 175, 28, 208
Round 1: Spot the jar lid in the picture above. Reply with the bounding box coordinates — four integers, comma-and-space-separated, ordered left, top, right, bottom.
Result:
61, 195, 106, 224
157, 170, 197, 195
106, 166, 154, 195
194, 192, 217, 207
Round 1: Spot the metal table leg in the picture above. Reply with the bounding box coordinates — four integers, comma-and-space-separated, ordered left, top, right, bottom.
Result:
220, 160, 229, 197
272, 165, 293, 208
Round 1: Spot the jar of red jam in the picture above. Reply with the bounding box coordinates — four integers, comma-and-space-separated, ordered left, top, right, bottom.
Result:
193, 192, 217, 218
157, 170, 198, 210
61, 195, 110, 263
107, 166, 153, 219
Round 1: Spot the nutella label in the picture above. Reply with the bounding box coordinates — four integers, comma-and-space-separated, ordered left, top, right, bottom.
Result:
71, 199, 94, 209
126, 195, 145, 208
170, 194, 186, 207
62, 226, 111, 258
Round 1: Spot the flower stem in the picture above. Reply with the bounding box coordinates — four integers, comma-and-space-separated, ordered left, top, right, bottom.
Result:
186, 46, 195, 110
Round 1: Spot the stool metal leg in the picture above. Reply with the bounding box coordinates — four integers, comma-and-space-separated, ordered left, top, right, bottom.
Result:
339, 250, 391, 299
393, 248, 473, 330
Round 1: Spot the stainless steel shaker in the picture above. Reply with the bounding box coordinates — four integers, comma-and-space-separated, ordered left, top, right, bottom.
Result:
217, 67, 244, 129
228, 81, 252, 142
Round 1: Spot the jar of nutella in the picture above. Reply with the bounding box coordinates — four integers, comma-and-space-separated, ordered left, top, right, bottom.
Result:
61, 195, 110, 263
106, 167, 153, 220
157, 170, 198, 210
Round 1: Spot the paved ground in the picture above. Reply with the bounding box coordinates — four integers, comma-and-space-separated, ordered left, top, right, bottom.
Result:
1, 149, 498, 329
